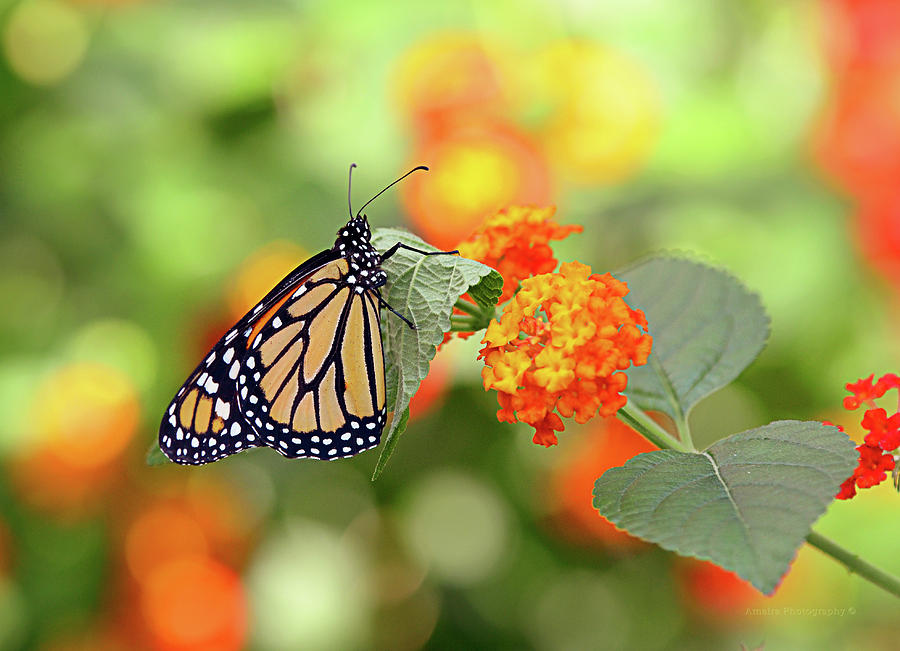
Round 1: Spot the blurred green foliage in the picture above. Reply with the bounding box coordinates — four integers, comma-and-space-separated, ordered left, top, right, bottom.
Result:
1, 0, 899, 649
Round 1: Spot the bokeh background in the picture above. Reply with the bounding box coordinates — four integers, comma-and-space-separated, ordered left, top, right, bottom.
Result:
2, 0, 900, 649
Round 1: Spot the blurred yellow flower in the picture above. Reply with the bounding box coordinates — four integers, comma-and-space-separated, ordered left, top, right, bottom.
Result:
10, 362, 139, 515
530, 40, 660, 185
227, 240, 309, 320
2, 0, 89, 86
402, 122, 551, 249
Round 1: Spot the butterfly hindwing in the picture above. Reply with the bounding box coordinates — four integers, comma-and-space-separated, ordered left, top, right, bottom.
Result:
158, 327, 257, 464
238, 258, 387, 460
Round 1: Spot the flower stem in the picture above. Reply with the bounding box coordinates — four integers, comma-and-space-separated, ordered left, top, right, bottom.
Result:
450, 319, 478, 332
453, 298, 482, 317
806, 530, 900, 598
617, 400, 691, 453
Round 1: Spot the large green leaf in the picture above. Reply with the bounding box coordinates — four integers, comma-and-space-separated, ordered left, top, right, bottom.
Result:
371, 228, 501, 480
618, 256, 769, 426
593, 420, 856, 594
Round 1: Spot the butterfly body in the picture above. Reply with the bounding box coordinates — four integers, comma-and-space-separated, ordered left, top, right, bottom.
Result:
160, 217, 389, 465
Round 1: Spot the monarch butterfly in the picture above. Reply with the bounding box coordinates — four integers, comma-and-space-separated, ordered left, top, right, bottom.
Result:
159, 165, 453, 465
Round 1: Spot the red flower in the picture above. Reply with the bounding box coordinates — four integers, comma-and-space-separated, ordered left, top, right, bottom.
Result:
875, 372, 900, 396
844, 374, 879, 409
861, 408, 900, 450
855, 443, 895, 488
835, 372, 900, 499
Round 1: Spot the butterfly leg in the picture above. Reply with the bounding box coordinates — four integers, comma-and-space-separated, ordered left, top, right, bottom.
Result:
376, 292, 417, 330
381, 242, 459, 261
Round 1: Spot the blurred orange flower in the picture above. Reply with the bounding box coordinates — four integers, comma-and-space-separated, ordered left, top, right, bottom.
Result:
821, 0, 900, 73
675, 559, 762, 620
408, 351, 451, 422
548, 416, 653, 550
120, 479, 257, 579
480, 262, 652, 446
10, 363, 139, 515
855, 191, 900, 293
457, 205, 582, 303
140, 556, 247, 651
812, 68, 900, 195
393, 32, 509, 136
126, 503, 212, 586
402, 122, 551, 249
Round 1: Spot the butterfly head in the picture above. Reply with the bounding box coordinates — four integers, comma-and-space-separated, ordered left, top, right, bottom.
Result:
335, 215, 386, 291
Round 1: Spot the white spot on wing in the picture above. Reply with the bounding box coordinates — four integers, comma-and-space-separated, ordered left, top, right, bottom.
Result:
204, 376, 219, 394
223, 347, 235, 364
215, 398, 231, 420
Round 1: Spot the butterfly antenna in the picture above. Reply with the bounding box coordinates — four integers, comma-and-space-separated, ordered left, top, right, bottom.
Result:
356, 165, 428, 220
347, 163, 357, 219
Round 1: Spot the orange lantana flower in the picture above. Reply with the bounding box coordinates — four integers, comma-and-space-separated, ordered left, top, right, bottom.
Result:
479, 261, 652, 446
458, 205, 582, 303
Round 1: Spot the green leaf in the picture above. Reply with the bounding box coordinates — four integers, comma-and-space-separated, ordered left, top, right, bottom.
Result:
370, 228, 501, 480
466, 267, 503, 312
369, 407, 409, 480
593, 420, 856, 594
146, 440, 170, 466
618, 256, 769, 426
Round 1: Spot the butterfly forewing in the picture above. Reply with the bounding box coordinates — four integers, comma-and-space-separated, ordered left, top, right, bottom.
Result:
238, 258, 387, 460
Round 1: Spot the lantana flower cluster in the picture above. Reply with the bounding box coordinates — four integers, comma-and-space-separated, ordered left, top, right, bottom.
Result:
835, 373, 900, 500
458, 205, 583, 303
479, 261, 652, 446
